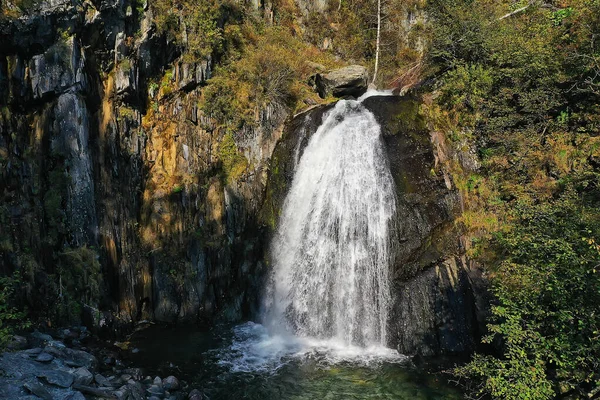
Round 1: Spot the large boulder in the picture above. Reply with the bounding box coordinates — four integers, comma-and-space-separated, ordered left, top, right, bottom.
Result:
315, 65, 369, 98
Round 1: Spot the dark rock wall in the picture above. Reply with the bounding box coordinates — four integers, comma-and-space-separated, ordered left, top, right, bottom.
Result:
0, 0, 282, 332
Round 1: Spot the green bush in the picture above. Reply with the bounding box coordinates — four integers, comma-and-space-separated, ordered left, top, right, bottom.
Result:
201, 25, 332, 131
425, 1, 600, 398
152, 0, 229, 61
218, 132, 248, 183
0, 273, 30, 351
456, 193, 600, 398
56, 247, 102, 324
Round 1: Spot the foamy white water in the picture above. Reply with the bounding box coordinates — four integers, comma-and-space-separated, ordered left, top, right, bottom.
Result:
216, 322, 406, 373
220, 93, 401, 373
357, 88, 395, 102
266, 96, 397, 346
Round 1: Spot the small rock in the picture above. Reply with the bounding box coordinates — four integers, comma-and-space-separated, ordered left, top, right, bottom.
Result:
47, 340, 66, 349
73, 367, 94, 386
153, 376, 163, 385
163, 375, 180, 391
148, 396, 162, 400
103, 356, 115, 365
147, 384, 165, 396
72, 384, 115, 398
24, 347, 43, 356
58, 329, 70, 339
45, 346, 98, 369
95, 373, 111, 387
131, 347, 140, 353
127, 381, 145, 400
66, 329, 80, 339
35, 352, 54, 363
123, 367, 143, 379
23, 381, 53, 400
38, 370, 74, 388
188, 389, 203, 400
113, 389, 127, 400
7, 335, 28, 350
28, 331, 54, 347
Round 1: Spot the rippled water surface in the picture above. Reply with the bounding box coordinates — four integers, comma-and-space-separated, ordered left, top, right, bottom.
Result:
128, 323, 464, 400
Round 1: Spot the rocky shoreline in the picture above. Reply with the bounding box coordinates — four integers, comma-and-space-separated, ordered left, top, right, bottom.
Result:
0, 330, 200, 400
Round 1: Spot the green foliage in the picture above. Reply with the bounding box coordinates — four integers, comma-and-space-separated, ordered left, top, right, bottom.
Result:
56, 247, 102, 324
297, 0, 430, 85
201, 26, 327, 131
171, 185, 184, 194
160, 69, 174, 97
456, 193, 600, 398
0, 273, 30, 350
438, 64, 493, 123
119, 58, 132, 73
426, 1, 600, 398
1, 0, 42, 16
218, 132, 248, 182
117, 106, 136, 121
152, 0, 229, 61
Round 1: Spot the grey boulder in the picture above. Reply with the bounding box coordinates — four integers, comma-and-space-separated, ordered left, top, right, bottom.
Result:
315, 65, 369, 98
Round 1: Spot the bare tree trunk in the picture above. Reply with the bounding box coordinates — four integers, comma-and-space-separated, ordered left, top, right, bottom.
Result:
372, 0, 381, 85
498, 4, 530, 20
497, 1, 556, 20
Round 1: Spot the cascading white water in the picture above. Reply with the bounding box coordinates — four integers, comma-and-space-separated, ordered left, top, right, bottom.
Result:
265, 95, 397, 347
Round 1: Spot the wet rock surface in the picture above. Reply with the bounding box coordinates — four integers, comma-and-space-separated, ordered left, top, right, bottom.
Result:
0, 330, 199, 399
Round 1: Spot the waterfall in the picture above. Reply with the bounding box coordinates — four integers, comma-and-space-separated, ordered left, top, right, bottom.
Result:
265, 96, 397, 347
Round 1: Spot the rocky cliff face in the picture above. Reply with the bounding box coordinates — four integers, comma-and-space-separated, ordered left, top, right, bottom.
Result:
0, 0, 284, 332
263, 96, 488, 356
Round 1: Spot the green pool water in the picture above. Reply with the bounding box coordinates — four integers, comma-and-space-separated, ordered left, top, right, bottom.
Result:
128, 323, 464, 400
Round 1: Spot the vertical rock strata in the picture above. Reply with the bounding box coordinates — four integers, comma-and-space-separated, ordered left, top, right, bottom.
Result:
0, 0, 284, 331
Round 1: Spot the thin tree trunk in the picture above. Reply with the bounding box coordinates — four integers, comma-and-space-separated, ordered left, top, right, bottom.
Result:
372, 0, 381, 85
498, 4, 530, 20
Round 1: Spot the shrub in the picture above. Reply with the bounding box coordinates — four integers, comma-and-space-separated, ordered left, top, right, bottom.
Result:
0, 273, 30, 351
152, 0, 229, 61
425, 1, 600, 398
218, 132, 248, 182
456, 193, 600, 399
201, 26, 332, 131
56, 247, 102, 324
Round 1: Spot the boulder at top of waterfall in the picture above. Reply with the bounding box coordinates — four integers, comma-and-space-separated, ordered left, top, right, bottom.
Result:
315, 65, 369, 98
